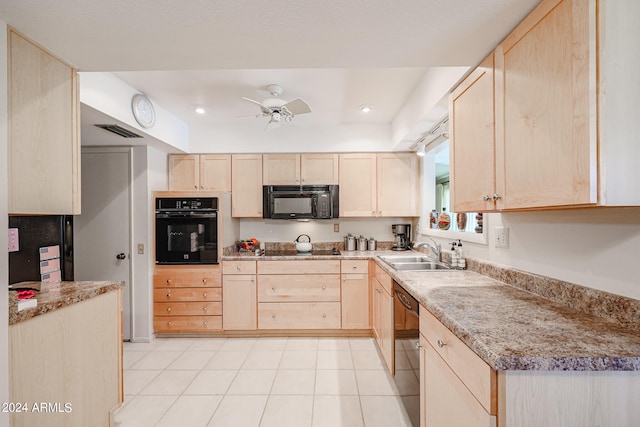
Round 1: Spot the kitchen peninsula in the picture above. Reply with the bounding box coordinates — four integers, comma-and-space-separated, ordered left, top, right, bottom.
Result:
8, 281, 124, 427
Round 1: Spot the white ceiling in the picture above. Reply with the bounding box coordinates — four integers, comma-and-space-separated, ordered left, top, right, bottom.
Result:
0, 0, 541, 151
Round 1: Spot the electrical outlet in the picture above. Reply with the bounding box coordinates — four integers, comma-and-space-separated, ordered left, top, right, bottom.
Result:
495, 227, 509, 249
334, 223, 340, 232
8, 228, 19, 252
137, 243, 145, 254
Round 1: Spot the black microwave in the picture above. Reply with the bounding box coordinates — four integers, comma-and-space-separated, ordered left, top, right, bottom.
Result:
263, 185, 339, 219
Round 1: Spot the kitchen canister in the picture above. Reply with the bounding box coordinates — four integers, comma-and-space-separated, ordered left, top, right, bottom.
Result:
368, 237, 376, 251
344, 234, 356, 251
357, 235, 368, 251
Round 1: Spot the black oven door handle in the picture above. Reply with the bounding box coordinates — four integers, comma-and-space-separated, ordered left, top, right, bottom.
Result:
156, 212, 217, 219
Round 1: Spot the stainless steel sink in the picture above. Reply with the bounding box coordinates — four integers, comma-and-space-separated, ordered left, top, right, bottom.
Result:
379, 255, 452, 271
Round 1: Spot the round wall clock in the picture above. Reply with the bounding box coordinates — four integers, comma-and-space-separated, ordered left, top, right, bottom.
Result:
131, 93, 156, 128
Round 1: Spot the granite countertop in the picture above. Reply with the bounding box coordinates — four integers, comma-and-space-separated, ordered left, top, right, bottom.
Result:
223, 249, 640, 371
8, 281, 125, 325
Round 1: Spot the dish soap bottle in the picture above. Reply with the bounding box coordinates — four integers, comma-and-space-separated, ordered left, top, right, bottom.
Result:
456, 239, 466, 270
450, 242, 458, 268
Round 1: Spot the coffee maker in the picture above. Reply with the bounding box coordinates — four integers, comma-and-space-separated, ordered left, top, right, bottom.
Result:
391, 224, 411, 251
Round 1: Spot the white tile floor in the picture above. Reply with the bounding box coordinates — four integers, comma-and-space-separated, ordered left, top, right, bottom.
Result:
115, 337, 415, 427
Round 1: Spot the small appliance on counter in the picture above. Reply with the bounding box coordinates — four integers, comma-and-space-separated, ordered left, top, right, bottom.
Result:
391, 224, 411, 251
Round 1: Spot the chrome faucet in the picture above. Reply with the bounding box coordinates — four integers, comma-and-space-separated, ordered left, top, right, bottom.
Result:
414, 237, 442, 262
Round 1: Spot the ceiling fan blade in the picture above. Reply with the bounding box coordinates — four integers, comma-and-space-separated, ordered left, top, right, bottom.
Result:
242, 97, 272, 114
282, 98, 311, 116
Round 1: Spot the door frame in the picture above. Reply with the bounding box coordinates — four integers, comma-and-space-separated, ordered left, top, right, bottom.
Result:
80, 146, 134, 340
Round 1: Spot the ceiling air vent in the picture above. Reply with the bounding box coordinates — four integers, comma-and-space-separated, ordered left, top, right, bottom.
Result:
94, 124, 143, 138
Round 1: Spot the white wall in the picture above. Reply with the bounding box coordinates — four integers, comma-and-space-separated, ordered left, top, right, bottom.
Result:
0, 20, 9, 427
240, 217, 413, 245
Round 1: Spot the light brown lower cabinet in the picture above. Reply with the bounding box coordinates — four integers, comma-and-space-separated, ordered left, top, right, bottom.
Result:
371, 263, 394, 373
222, 261, 257, 330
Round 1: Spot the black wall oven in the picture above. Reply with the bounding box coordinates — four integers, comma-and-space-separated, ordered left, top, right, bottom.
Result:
155, 197, 218, 265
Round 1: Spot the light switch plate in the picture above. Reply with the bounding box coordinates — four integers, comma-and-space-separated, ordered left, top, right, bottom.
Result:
8, 228, 19, 252
334, 223, 340, 232
495, 227, 509, 249
137, 243, 145, 254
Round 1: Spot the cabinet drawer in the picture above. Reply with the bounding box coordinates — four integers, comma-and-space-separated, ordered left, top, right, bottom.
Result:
154, 302, 222, 316
153, 269, 221, 288
258, 275, 340, 302
154, 287, 221, 302
154, 315, 222, 332
258, 260, 340, 275
223, 260, 257, 275
258, 302, 341, 329
341, 259, 369, 274
374, 263, 393, 294
420, 307, 497, 414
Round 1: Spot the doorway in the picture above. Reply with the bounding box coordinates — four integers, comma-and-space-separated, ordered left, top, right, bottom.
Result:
75, 148, 133, 340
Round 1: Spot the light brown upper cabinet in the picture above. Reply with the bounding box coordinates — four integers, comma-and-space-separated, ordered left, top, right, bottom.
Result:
451, 0, 640, 211
168, 154, 231, 191
8, 29, 80, 214
263, 153, 339, 185
231, 154, 263, 217
450, 54, 497, 213
339, 153, 419, 217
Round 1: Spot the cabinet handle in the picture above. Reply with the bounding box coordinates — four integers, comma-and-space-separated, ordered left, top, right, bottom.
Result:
378, 211, 382, 215
167, 307, 171, 312
202, 278, 207, 284
492, 194, 502, 201
376, 288, 382, 293
416, 342, 422, 350
437, 339, 446, 348
236, 265, 241, 271
272, 314, 276, 319
166, 293, 171, 298
203, 307, 208, 312
322, 285, 326, 290
166, 279, 172, 284
272, 286, 276, 291
167, 321, 172, 327
372, 211, 376, 215
203, 321, 207, 326
322, 313, 327, 318
200, 185, 204, 190
483, 195, 490, 201
251, 279, 255, 283
352, 266, 357, 269
203, 293, 207, 297
194, 185, 198, 189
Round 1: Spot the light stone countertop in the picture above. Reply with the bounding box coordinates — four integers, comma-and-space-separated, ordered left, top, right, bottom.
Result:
8, 280, 125, 326
223, 250, 640, 371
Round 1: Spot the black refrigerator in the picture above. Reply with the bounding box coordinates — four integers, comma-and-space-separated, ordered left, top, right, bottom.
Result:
8, 215, 74, 285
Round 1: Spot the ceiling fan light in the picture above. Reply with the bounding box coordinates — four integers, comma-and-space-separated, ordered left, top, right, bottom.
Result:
358, 105, 372, 113
194, 107, 206, 115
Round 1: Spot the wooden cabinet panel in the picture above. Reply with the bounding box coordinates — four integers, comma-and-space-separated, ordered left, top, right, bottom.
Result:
339, 153, 377, 217
263, 154, 300, 185
154, 287, 221, 302
9, 29, 80, 215
341, 260, 369, 274
168, 154, 200, 190
496, 0, 597, 209
200, 154, 231, 191
154, 315, 222, 332
258, 260, 340, 275
231, 154, 263, 217
223, 260, 257, 275
154, 302, 222, 316
341, 273, 369, 329
223, 275, 257, 330
420, 308, 496, 414
377, 153, 419, 217
371, 270, 394, 373
422, 336, 495, 427
258, 302, 341, 329
450, 54, 497, 213
258, 275, 340, 302
153, 268, 221, 288
301, 153, 339, 185
374, 263, 393, 294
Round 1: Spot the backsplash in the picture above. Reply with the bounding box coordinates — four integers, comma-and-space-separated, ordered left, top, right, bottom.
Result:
466, 257, 640, 332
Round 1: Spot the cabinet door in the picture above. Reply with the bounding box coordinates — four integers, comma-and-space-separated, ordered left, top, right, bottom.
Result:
423, 340, 495, 426
231, 154, 263, 217
379, 286, 394, 373
222, 275, 257, 330
450, 54, 497, 212
496, 0, 596, 209
377, 153, 419, 217
9, 30, 80, 214
263, 154, 300, 185
339, 153, 377, 217
168, 154, 200, 190
200, 154, 231, 191
301, 153, 339, 185
341, 273, 370, 329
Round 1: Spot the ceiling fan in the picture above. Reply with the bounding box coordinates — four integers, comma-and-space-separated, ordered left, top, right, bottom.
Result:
242, 84, 311, 130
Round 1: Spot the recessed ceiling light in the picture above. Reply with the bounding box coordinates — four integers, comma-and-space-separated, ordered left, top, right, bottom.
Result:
358, 105, 372, 113
194, 107, 206, 115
